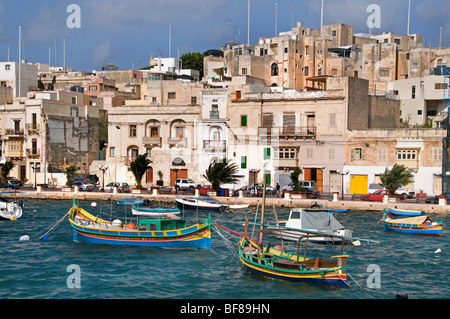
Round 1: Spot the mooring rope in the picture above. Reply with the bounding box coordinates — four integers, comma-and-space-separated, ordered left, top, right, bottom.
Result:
38, 211, 70, 240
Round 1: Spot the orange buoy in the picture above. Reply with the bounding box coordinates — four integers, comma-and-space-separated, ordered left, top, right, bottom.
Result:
126, 223, 137, 229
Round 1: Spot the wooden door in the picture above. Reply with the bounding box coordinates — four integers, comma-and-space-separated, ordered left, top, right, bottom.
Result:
170, 169, 188, 187
146, 167, 153, 184
316, 169, 323, 192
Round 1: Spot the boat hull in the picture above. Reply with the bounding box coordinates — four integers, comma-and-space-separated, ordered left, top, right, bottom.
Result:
176, 199, 227, 212
238, 238, 348, 288
68, 206, 211, 248
387, 208, 425, 217
383, 223, 442, 236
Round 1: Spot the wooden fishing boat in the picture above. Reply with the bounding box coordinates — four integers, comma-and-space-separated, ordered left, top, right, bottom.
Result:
68, 203, 212, 248
233, 168, 377, 288
382, 213, 443, 236
387, 208, 425, 217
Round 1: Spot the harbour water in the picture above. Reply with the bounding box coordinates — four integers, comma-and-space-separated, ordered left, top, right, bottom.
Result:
1, 198, 449, 300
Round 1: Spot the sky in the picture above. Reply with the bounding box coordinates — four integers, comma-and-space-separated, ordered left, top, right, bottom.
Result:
0, 0, 449, 72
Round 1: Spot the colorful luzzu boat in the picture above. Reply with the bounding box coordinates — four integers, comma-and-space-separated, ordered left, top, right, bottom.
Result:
68, 204, 211, 248
382, 213, 443, 236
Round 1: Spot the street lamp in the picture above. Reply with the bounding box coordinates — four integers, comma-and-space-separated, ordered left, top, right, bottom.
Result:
31, 162, 40, 190
336, 169, 349, 200
98, 165, 108, 191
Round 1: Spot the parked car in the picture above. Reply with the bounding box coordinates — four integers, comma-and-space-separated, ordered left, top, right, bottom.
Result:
72, 181, 96, 191
425, 193, 450, 204
174, 178, 200, 191
103, 182, 131, 193
282, 181, 317, 192
368, 183, 384, 194
366, 189, 405, 201
7, 177, 23, 188
199, 185, 215, 195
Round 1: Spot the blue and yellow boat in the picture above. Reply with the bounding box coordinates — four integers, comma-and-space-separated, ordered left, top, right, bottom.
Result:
382, 213, 443, 236
68, 205, 211, 248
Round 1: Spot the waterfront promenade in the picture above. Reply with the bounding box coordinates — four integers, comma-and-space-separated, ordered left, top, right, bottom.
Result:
3, 187, 450, 214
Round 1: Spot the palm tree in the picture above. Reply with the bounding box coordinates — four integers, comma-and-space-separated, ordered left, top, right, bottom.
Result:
203, 159, 239, 190
289, 167, 304, 193
379, 164, 413, 195
1, 161, 15, 184
130, 153, 152, 188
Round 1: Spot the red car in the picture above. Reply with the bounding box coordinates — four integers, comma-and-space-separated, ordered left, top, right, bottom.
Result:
199, 185, 215, 195
367, 190, 406, 201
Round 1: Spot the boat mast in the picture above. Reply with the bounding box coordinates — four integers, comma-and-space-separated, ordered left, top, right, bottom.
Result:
258, 166, 267, 245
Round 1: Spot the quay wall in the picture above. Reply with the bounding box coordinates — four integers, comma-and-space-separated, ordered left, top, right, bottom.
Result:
4, 190, 450, 214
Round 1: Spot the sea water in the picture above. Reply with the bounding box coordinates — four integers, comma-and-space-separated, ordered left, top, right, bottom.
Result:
1, 198, 449, 300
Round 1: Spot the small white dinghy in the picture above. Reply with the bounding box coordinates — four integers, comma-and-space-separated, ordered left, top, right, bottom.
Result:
0, 197, 23, 220
268, 208, 353, 244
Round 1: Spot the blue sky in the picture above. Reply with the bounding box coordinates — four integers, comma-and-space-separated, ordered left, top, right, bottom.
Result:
0, 0, 449, 72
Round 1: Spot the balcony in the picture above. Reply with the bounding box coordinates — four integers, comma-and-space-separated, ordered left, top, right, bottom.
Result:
203, 140, 226, 153
143, 136, 162, 147
259, 126, 316, 141
209, 111, 220, 119
26, 148, 40, 159
167, 137, 187, 147
26, 124, 41, 134
276, 158, 298, 168
5, 129, 24, 138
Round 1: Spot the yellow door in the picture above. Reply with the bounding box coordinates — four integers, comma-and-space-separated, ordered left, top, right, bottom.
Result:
350, 175, 368, 194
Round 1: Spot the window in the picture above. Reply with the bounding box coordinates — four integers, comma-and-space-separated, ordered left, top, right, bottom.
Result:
150, 127, 159, 137
264, 147, 271, 160
109, 147, 115, 157
5, 64, 11, 71
241, 68, 247, 75
89, 85, 98, 91
412, 85, 416, 99
435, 83, 448, 90
329, 113, 336, 127
240, 115, 247, 127
397, 149, 417, 160
394, 38, 401, 45
433, 148, 442, 161
304, 66, 309, 76
418, 110, 422, 115
328, 148, 335, 160
236, 90, 241, 99
191, 96, 197, 105
332, 30, 337, 37
379, 69, 390, 77
241, 156, 247, 169
277, 148, 296, 159
271, 63, 278, 76
152, 97, 157, 102
351, 148, 365, 160
175, 127, 184, 138
129, 125, 137, 137
377, 148, 387, 161
306, 148, 313, 159
168, 92, 176, 99
305, 46, 310, 55
72, 97, 77, 104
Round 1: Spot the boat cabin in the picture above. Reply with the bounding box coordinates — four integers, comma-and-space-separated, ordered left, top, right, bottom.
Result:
138, 219, 187, 231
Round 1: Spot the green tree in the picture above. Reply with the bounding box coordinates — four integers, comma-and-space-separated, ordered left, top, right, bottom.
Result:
66, 165, 77, 186
1, 161, 15, 184
379, 164, 413, 195
180, 52, 204, 78
130, 153, 152, 188
203, 159, 239, 190
289, 167, 304, 193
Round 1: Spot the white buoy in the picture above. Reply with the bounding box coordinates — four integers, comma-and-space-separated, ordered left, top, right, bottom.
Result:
112, 219, 122, 227
435, 248, 442, 254
19, 235, 30, 241
351, 240, 361, 246
91, 202, 97, 207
